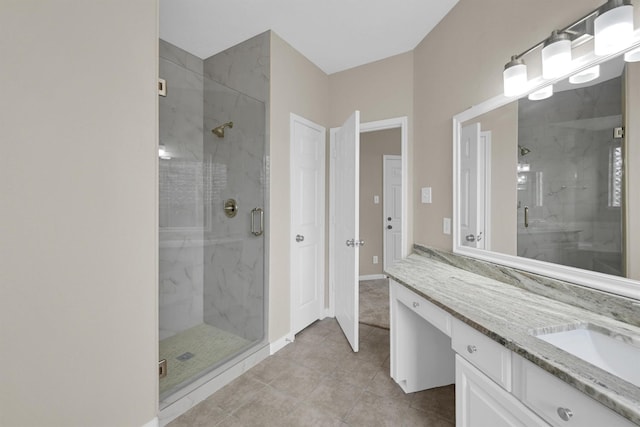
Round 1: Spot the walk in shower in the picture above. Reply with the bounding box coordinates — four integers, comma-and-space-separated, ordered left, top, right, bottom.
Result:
516, 73, 623, 276
158, 35, 268, 406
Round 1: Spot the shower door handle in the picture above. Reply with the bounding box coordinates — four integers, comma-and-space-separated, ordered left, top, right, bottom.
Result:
251, 208, 264, 236
524, 206, 529, 228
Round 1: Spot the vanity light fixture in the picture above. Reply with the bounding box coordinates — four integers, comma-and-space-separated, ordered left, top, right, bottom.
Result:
503, 56, 528, 97
624, 46, 640, 62
542, 31, 572, 79
594, 0, 634, 56
501, 0, 636, 97
569, 65, 601, 84
528, 85, 554, 101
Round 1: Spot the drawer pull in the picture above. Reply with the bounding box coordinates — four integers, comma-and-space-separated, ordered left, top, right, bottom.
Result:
557, 407, 573, 421
467, 345, 477, 354
412, 301, 419, 308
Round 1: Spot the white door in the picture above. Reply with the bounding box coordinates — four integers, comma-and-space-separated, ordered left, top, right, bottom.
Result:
459, 123, 486, 249
332, 111, 360, 352
290, 114, 325, 334
383, 155, 402, 270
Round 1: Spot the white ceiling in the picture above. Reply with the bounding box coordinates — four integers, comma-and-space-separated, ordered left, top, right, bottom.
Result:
159, 0, 459, 75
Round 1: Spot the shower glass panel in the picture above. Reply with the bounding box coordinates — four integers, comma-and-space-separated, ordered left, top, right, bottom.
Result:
516, 76, 623, 276
158, 39, 266, 404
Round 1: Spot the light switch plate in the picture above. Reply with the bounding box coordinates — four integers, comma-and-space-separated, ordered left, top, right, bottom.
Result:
443, 218, 451, 235
373, 256, 379, 264
374, 195, 380, 204
421, 187, 432, 204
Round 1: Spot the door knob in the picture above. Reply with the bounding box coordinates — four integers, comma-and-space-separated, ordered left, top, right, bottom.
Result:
387, 225, 392, 230
296, 234, 304, 242
465, 234, 476, 242
387, 217, 392, 221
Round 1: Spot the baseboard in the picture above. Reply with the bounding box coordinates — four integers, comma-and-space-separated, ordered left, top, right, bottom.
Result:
359, 274, 387, 280
269, 332, 294, 355
141, 418, 158, 427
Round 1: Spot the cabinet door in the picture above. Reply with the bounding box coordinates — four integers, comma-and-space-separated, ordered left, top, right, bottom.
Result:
456, 355, 549, 427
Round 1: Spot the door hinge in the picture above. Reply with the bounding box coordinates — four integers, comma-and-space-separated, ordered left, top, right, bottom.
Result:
158, 78, 167, 97
613, 127, 624, 139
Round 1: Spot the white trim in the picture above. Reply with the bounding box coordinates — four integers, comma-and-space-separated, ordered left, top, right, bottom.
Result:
269, 332, 295, 355
359, 274, 387, 280
329, 116, 409, 316
481, 131, 492, 251
329, 128, 337, 321
452, 38, 640, 301
159, 345, 270, 426
289, 113, 326, 335
141, 418, 158, 427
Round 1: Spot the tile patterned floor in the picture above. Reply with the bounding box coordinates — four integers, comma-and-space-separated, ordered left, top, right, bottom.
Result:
168, 319, 455, 426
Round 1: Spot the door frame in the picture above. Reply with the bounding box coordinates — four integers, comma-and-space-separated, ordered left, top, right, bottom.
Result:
329, 116, 408, 316
289, 113, 326, 333
383, 154, 402, 271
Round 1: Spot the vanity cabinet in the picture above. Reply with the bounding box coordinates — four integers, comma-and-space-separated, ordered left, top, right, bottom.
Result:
456, 355, 548, 426
389, 280, 455, 393
389, 279, 637, 427
513, 355, 636, 427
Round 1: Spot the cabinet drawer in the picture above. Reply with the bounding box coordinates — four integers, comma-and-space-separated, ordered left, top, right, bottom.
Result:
513, 355, 635, 427
452, 318, 512, 391
391, 280, 451, 336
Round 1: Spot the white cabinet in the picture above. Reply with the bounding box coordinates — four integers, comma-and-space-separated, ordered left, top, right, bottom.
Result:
513, 355, 636, 427
456, 355, 549, 427
390, 280, 455, 393
390, 280, 635, 427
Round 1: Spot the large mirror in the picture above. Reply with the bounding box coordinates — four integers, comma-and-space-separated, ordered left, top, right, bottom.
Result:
453, 40, 640, 300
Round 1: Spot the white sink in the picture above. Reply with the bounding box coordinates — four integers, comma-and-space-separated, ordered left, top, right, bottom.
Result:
532, 324, 640, 388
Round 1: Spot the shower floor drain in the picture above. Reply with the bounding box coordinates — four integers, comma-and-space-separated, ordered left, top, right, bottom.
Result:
176, 352, 195, 361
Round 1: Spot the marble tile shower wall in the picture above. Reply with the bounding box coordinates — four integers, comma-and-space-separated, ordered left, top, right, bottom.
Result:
517, 76, 623, 275
159, 33, 269, 343
202, 32, 269, 342
159, 40, 205, 340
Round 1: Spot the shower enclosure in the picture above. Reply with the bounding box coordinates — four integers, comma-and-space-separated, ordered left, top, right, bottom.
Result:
158, 36, 268, 406
516, 75, 623, 276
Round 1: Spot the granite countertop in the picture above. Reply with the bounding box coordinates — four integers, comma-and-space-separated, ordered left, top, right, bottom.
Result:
385, 252, 640, 425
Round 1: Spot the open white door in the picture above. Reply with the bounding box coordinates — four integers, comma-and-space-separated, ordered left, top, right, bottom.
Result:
332, 111, 360, 352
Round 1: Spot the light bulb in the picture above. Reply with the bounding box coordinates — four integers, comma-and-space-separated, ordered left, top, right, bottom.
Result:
542, 31, 572, 79
528, 85, 553, 101
625, 46, 640, 62
504, 56, 528, 97
569, 65, 600, 84
594, 2, 634, 55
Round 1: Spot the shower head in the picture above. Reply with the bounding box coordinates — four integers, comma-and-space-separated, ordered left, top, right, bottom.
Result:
518, 145, 532, 156
212, 121, 233, 138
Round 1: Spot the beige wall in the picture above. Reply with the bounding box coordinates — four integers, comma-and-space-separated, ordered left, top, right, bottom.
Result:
359, 129, 402, 276
0, 2, 158, 426
269, 32, 329, 341
625, 62, 640, 280
329, 51, 414, 254
412, 0, 603, 250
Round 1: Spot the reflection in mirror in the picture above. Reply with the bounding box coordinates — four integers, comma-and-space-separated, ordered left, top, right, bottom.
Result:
458, 55, 640, 287
517, 68, 623, 276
